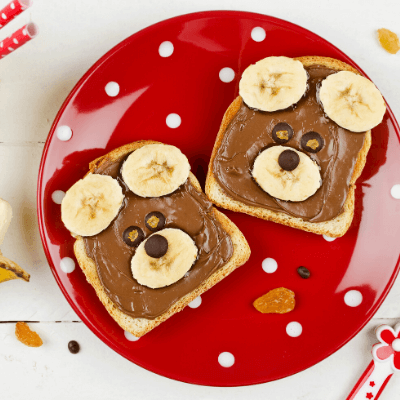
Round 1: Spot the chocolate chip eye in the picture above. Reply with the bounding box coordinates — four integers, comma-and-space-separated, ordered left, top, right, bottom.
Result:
272, 122, 294, 144
123, 226, 145, 247
144, 211, 166, 232
301, 131, 324, 153
145, 234, 168, 258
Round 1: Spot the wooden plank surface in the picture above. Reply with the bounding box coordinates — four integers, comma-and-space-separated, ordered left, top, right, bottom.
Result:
0, 0, 399, 398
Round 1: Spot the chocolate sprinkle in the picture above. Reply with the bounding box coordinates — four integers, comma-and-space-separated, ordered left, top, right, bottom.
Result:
278, 149, 300, 171
144, 234, 168, 258
68, 340, 80, 354
297, 266, 311, 279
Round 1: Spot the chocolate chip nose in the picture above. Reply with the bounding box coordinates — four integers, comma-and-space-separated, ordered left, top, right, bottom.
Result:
145, 234, 168, 258
278, 149, 300, 171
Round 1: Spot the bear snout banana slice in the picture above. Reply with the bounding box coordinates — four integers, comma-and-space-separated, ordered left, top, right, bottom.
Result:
252, 146, 321, 202
131, 228, 198, 289
121, 144, 190, 198
239, 56, 308, 112
61, 174, 124, 237
319, 71, 386, 132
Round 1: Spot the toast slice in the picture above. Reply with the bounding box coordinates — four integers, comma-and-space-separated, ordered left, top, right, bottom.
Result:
72, 141, 250, 337
205, 56, 372, 238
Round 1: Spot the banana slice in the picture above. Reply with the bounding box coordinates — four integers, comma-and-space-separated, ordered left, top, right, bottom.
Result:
319, 71, 386, 132
61, 174, 124, 236
122, 144, 190, 197
239, 56, 308, 112
131, 228, 198, 289
252, 146, 321, 202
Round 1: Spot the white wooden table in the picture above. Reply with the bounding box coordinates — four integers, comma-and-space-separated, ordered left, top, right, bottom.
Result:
1, 0, 399, 398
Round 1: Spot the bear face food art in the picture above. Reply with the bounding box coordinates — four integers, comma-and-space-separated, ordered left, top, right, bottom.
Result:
212, 56, 386, 224
61, 143, 234, 319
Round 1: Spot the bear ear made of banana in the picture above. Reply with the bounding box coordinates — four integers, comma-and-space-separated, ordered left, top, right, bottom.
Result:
239, 56, 386, 203
61, 143, 198, 289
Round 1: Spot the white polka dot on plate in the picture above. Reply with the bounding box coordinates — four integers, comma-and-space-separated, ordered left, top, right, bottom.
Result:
124, 331, 139, 341
10, 3, 15, 9
188, 296, 202, 309
1, 13, 7, 20
286, 322, 302, 337
56, 125, 73, 141
391, 184, 400, 199
219, 67, 235, 83
262, 257, 278, 273
60, 257, 75, 273
105, 81, 120, 97
166, 113, 181, 128
251, 27, 266, 42
159, 41, 174, 57
51, 190, 65, 204
323, 235, 336, 242
218, 352, 235, 367
344, 290, 363, 307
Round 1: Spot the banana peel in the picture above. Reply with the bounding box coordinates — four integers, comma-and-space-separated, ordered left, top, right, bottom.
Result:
0, 253, 30, 283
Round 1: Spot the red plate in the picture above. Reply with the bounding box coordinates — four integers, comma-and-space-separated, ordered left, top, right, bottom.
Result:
37, 11, 400, 386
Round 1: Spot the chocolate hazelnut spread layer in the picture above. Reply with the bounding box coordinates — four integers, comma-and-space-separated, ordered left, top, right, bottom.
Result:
83, 157, 233, 320
213, 65, 367, 222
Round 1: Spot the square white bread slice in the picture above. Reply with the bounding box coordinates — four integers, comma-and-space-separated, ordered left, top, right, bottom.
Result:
206, 56, 372, 238
72, 141, 250, 337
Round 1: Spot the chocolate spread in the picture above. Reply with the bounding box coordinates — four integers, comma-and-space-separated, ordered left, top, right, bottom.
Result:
83, 158, 233, 320
213, 66, 367, 222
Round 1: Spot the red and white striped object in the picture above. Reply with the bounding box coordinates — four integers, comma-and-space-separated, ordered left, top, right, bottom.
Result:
0, 22, 38, 59
0, 0, 33, 31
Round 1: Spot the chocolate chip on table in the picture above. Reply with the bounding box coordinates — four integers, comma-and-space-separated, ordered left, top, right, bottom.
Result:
68, 340, 80, 354
144, 211, 166, 232
297, 266, 311, 279
278, 149, 300, 171
301, 131, 324, 153
145, 234, 168, 258
272, 122, 294, 144
123, 226, 144, 247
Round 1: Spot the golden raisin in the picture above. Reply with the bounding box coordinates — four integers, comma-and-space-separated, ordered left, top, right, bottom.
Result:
377, 28, 400, 54
253, 287, 295, 314
15, 322, 43, 347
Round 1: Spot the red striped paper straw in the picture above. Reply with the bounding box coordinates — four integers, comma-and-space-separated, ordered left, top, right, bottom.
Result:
0, 0, 33, 31
0, 22, 38, 59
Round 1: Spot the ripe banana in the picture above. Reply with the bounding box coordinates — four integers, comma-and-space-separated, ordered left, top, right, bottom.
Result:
239, 56, 308, 112
0, 198, 30, 283
131, 228, 198, 289
61, 174, 124, 236
319, 71, 386, 132
252, 146, 321, 202
121, 144, 190, 198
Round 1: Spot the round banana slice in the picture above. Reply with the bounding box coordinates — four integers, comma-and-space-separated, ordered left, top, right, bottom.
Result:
319, 71, 386, 132
252, 146, 321, 202
239, 56, 308, 112
131, 228, 198, 289
121, 144, 190, 197
61, 174, 124, 237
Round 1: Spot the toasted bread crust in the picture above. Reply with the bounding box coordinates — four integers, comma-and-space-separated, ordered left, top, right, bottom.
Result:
205, 56, 372, 237
73, 141, 250, 337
